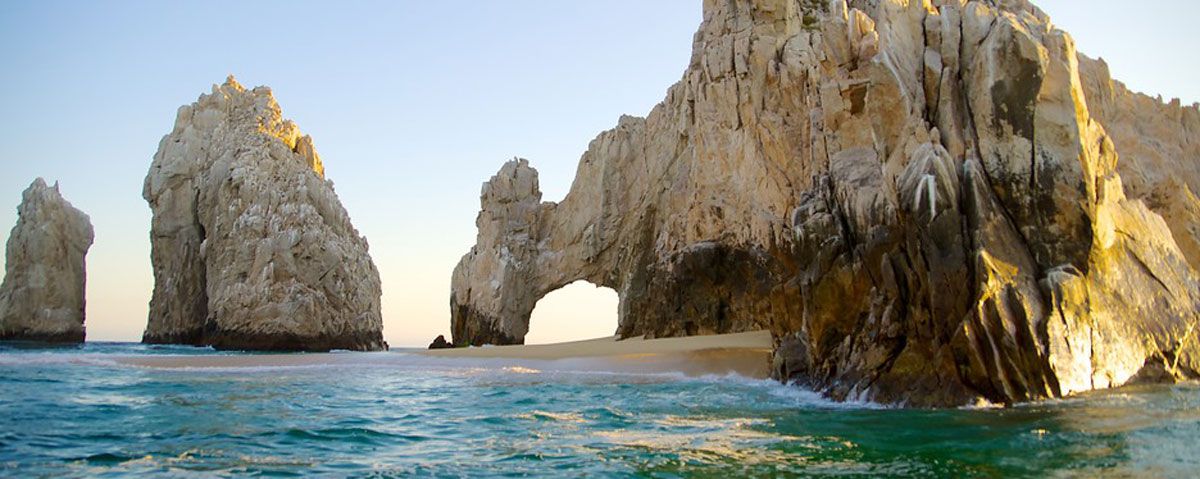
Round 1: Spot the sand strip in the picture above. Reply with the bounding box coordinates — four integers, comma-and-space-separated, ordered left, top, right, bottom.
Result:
419, 330, 773, 377
117, 331, 776, 379
420, 330, 772, 359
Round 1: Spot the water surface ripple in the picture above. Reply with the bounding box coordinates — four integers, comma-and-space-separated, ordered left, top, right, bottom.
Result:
0, 342, 1196, 477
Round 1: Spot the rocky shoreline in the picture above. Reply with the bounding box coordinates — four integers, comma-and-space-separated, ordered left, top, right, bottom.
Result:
0, 0, 1197, 407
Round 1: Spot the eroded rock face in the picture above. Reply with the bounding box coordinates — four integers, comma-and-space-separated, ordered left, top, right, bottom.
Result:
143, 77, 384, 352
451, 0, 1200, 406
0, 179, 94, 343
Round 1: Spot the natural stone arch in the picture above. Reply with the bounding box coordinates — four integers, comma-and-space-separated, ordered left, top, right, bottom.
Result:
449, 149, 777, 347
525, 280, 620, 344
448, 158, 624, 346
447, 0, 1200, 408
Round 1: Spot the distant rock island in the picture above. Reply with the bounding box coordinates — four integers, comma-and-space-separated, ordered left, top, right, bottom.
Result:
451, 0, 1200, 406
142, 77, 385, 352
0, 179, 93, 343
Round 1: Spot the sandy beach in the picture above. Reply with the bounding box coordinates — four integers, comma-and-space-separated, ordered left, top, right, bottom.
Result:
118, 331, 775, 379
422, 330, 774, 377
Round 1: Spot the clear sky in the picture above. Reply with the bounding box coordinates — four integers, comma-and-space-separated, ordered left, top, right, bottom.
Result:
0, 1, 1196, 347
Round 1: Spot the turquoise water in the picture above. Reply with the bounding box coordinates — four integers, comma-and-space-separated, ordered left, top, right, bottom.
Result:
1, 343, 1197, 478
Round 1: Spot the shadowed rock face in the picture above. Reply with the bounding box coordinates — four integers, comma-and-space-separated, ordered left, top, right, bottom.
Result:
142, 77, 384, 352
0, 179, 94, 343
451, 0, 1200, 406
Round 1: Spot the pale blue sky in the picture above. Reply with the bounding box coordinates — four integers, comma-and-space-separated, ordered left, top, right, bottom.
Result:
0, 1, 1195, 346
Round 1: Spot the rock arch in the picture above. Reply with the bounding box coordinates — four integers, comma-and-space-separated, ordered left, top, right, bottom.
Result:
449, 149, 775, 347
525, 280, 619, 344
451, 0, 1200, 406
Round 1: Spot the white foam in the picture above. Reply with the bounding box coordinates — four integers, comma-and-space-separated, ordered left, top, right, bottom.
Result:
682, 373, 887, 409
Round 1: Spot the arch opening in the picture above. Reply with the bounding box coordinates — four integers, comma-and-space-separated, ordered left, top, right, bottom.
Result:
525, 280, 619, 345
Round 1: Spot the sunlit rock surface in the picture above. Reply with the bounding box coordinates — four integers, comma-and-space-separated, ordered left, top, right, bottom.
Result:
0, 179, 94, 343
143, 77, 384, 352
451, 0, 1200, 406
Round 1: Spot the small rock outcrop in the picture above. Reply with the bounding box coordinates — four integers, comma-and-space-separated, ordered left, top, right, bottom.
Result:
428, 335, 454, 349
0, 179, 94, 343
452, 0, 1200, 406
142, 76, 384, 352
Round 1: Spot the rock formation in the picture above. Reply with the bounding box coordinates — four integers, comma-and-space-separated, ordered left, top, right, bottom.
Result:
143, 76, 385, 352
451, 0, 1200, 406
0, 179, 94, 343
428, 335, 454, 349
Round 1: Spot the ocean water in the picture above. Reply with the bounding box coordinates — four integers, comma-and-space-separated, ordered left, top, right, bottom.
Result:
0, 343, 1197, 478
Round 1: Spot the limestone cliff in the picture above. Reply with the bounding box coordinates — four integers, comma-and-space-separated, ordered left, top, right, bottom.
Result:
451, 0, 1200, 406
0, 179, 94, 343
143, 77, 384, 351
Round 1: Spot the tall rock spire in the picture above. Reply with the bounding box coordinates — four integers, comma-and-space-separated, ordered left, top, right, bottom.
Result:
142, 78, 384, 351
0, 178, 94, 343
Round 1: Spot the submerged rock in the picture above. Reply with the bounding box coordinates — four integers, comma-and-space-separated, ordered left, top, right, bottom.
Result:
451, 0, 1200, 406
0, 179, 94, 343
142, 76, 384, 352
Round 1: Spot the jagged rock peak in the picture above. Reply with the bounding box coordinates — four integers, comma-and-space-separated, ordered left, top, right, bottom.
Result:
451, 0, 1200, 406
142, 77, 383, 351
0, 178, 94, 343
